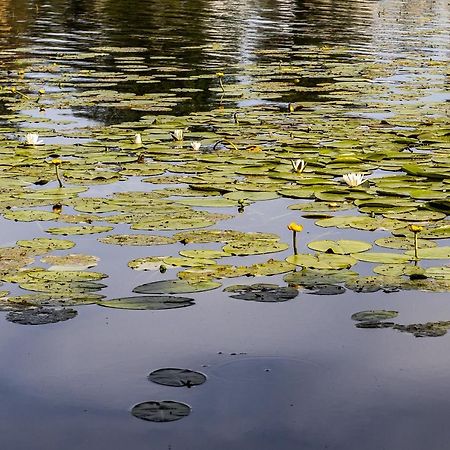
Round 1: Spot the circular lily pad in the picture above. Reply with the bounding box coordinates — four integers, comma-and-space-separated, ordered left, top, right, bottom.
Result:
286, 253, 357, 269
98, 234, 176, 246
17, 237, 75, 251
6, 307, 77, 325
404, 246, 450, 260
133, 279, 221, 294
351, 310, 399, 322
98, 296, 194, 310
224, 283, 298, 302
131, 401, 191, 422
148, 368, 207, 387
375, 237, 436, 250
351, 252, 412, 264
307, 239, 372, 255
223, 240, 288, 256
46, 225, 113, 235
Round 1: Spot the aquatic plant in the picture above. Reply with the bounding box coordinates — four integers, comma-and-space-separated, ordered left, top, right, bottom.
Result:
343, 172, 365, 187
49, 159, 63, 188
290, 159, 306, 174
190, 141, 201, 151
216, 72, 225, 92
170, 129, 184, 141
409, 224, 424, 260
134, 133, 142, 145
25, 133, 43, 146
287, 222, 303, 255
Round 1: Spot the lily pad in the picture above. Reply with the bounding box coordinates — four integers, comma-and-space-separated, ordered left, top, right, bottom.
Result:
46, 225, 113, 235
6, 307, 77, 325
133, 279, 221, 294
98, 296, 194, 310
148, 368, 207, 388
131, 401, 191, 422
224, 283, 298, 302
404, 246, 450, 259
307, 239, 372, 255
98, 234, 176, 246
351, 310, 399, 321
286, 253, 357, 270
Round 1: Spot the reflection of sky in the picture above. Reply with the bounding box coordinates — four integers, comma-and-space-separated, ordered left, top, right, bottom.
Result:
2, 286, 450, 449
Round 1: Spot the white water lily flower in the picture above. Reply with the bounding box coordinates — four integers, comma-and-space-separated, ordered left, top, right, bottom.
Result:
134, 133, 142, 145
343, 172, 365, 187
25, 133, 44, 146
171, 129, 184, 141
191, 141, 201, 151
291, 159, 306, 173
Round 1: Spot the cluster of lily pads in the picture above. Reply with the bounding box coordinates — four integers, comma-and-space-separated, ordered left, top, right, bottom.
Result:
0, 32, 448, 318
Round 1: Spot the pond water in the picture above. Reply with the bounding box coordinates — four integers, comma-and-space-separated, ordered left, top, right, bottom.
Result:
0, 0, 449, 448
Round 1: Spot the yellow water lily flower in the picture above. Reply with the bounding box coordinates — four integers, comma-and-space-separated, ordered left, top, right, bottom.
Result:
409, 224, 423, 233
288, 222, 303, 232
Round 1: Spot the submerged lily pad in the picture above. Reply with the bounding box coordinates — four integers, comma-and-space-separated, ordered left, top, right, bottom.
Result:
148, 368, 207, 387
224, 283, 298, 302
133, 279, 221, 294
98, 234, 176, 246
98, 296, 194, 310
6, 307, 77, 325
131, 401, 191, 422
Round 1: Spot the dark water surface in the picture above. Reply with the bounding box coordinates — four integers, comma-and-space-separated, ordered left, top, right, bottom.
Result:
0, 0, 449, 449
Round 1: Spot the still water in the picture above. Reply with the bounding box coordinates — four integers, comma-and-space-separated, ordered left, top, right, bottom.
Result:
0, 0, 449, 449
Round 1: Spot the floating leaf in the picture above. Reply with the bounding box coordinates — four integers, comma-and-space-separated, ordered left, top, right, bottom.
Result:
286, 253, 357, 269
6, 307, 77, 325
98, 296, 194, 310
46, 225, 113, 235
98, 234, 176, 246
148, 368, 206, 387
131, 401, 191, 422
224, 283, 298, 302
307, 239, 371, 255
351, 310, 398, 321
133, 279, 221, 294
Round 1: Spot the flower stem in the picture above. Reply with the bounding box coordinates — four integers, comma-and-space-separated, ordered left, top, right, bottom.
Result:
292, 231, 298, 255
413, 231, 419, 260
55, 165, 63, 188
219, 78, 225, 92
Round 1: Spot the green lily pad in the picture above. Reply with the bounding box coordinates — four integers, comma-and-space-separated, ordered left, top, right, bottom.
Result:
131, 401, 191, 422
351, 310, 399, 321
286, 253, 357, 269
405, 246, 450, 259
98, 296, 194, 310
222, 240, 288, 256
148, 368, 206, 387
307, 239, 372, 254
133, 279, 221, 294
98, 234, 176, 246
17, 238, 75, 251
46, 225, 113, 235
3, 210, 60, 222
351, 252, 412, 264
375, 237, 437, 250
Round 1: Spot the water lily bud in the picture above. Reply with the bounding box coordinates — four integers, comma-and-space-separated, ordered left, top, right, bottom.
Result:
409, 224, 423, 233
288, 222, 303, 232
